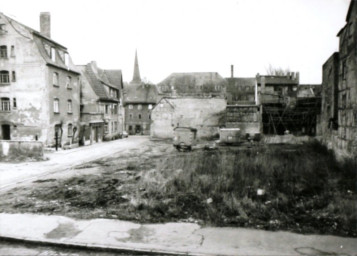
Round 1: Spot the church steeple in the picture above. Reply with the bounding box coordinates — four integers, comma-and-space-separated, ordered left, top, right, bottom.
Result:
131, 50, 141, 83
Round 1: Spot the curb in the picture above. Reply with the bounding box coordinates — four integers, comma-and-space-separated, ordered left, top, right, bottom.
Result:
0, 235, 209, 256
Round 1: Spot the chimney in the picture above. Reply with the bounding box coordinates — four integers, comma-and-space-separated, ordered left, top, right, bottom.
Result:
231, 65, 234, 78
40, 12, 51, 38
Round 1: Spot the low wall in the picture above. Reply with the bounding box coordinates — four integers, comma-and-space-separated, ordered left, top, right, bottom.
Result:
0, 140, 44, 159
263, 135, 313, 144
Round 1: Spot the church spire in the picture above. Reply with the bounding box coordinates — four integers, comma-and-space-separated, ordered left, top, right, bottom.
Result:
131, 50, 141, 83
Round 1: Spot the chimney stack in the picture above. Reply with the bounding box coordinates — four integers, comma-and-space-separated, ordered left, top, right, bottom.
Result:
40, 12, 51, 38
231, 65, 234, 78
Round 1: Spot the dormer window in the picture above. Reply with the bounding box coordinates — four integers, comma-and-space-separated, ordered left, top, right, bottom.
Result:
44, 43, 51, 56
64, 53, 69, 66
0, 45, 7, 58
51, 47, 56, 62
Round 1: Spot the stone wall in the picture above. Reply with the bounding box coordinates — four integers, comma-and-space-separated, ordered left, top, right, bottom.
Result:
0, 140, 43, 159
151, 98, 226, 139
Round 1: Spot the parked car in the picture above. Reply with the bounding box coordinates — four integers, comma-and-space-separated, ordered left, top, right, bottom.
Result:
173, 127, 197, 151
122, 131, 128, 138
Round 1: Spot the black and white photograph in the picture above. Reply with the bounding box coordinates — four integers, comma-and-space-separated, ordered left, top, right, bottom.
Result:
0, 0, 356, 255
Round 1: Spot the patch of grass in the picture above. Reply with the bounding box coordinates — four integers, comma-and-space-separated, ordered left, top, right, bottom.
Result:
2, 141, 356, 237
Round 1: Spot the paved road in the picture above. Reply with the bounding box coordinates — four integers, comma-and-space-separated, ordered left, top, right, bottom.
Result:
0, 136, 150, 193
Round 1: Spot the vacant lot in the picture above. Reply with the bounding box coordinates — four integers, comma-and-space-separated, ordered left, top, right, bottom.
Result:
0, 140, 356, 237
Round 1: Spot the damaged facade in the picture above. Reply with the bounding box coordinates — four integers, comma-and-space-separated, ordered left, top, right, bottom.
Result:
123, 52, 157, 135
77, 61, 124, 145
150, 97, 226, 139
257, 73, 321, 135
0, 12, 80, 147
224, 66, 260, 136
321, 0, 357, 157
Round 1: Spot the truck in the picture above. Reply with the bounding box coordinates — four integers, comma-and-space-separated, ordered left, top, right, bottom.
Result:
173, 127, 197, 151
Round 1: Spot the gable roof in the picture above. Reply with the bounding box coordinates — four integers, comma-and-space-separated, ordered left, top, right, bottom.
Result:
1, 13, 79, 75
78, 63, 122, 102
158, 72, 227, 88
124, 82, 158, 104
104, 70, 123, 89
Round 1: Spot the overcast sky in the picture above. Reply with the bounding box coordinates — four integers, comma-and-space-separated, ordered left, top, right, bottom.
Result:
1, 0, 351, 84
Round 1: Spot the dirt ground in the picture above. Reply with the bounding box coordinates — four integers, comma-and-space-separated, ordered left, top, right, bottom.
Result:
0, 140, 356, 237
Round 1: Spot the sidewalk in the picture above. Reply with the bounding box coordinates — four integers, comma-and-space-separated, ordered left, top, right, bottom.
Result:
0, 213, 356, 255
0, 136, 149, 192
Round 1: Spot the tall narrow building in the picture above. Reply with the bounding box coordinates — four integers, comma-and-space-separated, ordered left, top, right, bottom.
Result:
123, 51, 157, 135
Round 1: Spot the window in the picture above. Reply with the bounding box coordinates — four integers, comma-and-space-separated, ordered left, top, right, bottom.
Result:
64, 53, 69, 66
113, 104, 118, 114
58, 51, 64, 62
128, 104, 133, 110
53, 98, 59, 113
148, 104, 153, 110
13, 98, 17, 109
1, 97, 10, 111
138, 114, 142, 119
12, 71, 16, 82
53, 72, 59, 86
129, 114, 133, 120
342, 60, 347, 80
138, 104, 142, 110
10, 46, 15, 57
67, 100, 72, 113
104, 123, 108, 134
342, 94, 347, 109
68, 124, 73, 137
0, 71, 10, 84
51, 47, 56, 62
105, 104, 109, 114
66, 76, 72, 89
149, 114, 151, 120
0, 45, 7, 58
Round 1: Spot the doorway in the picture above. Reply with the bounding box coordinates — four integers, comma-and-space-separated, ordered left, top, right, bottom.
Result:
1, 124, 10, 140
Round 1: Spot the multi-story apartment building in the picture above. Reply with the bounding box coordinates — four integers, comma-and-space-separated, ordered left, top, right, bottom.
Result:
0, 12, 80, 147
77, 61, 124, 144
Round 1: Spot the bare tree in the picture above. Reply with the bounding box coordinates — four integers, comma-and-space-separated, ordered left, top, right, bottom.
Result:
265, 64, 291, 76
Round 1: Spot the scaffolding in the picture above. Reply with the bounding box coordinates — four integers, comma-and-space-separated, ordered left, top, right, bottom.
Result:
262, 97, 321, 135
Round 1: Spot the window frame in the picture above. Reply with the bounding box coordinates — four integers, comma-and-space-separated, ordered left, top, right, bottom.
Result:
0, 45, 7, 58
53, 98, 60, 113
53, 72, 59, 86
0, 97, 11, 111
66, 76, 72, 89
67, 124, 73, 137
67, 99, 73, 114
0, 70, 10, 84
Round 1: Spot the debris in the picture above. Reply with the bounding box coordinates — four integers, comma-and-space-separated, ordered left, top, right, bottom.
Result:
206, 198, 213, 204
